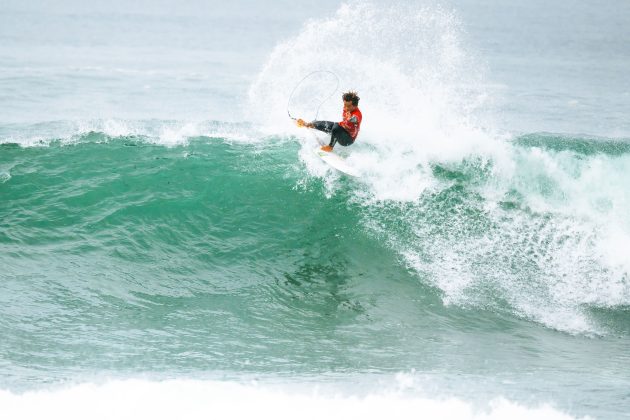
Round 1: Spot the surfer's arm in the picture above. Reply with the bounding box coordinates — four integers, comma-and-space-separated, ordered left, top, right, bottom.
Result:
339, 115, 357, 130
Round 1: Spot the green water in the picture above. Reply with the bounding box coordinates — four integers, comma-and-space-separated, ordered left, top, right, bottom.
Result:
2, 134, 630, 418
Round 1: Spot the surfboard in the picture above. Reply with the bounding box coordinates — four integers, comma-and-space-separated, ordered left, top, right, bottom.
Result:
313, 147, 360, 177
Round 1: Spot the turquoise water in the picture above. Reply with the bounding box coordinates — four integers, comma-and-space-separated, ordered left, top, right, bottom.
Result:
2, 1, 630, 419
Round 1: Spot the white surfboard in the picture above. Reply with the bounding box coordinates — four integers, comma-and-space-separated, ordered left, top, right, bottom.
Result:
313, 147, 360, 177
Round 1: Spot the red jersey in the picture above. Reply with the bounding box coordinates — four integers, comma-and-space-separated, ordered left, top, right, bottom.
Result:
339, 108, 362, 140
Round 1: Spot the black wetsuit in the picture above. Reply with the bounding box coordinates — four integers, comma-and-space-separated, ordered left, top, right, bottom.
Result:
311, 121, 354, 147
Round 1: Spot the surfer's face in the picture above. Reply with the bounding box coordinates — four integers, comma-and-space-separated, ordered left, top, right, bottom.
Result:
343, 100, 356, 112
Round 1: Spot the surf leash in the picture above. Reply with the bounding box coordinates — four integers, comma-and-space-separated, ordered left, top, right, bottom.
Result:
287, 70, 340, 121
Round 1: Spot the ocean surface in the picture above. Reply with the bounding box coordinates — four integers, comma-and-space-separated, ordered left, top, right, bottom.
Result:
1, 0, 630, 419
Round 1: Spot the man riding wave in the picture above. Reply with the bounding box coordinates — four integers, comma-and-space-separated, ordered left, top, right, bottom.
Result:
296, 91, 362, 152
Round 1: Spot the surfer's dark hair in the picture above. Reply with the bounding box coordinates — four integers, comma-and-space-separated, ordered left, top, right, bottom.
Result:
342, 91, 360, 106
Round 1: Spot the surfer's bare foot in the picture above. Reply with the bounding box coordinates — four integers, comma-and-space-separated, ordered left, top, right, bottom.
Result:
321, 145, 333, 152
296, 119, 305, 127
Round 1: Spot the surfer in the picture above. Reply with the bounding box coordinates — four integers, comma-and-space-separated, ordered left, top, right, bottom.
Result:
296, 91, 362, 152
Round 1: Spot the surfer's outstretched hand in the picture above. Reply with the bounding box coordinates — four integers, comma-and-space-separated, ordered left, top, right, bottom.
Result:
296, 119, 313, 128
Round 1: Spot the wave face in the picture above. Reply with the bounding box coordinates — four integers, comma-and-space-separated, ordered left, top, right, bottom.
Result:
3, 130, 630, 336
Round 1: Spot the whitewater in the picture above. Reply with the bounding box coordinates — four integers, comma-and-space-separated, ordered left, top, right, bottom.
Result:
1, 1, 629, 419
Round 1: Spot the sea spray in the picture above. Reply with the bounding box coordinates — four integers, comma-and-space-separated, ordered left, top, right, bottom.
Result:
248, 1, 630, 333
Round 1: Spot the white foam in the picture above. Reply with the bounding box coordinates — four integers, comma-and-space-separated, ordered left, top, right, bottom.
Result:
0, 119, 261, 148
0, 378, 584, 420
392, 147, 630, 334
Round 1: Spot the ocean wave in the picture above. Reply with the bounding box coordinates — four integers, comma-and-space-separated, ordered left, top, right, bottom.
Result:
2, 130, 630, 336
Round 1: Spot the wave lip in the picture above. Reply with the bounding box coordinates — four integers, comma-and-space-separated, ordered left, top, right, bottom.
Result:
0, 119, 261, 148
